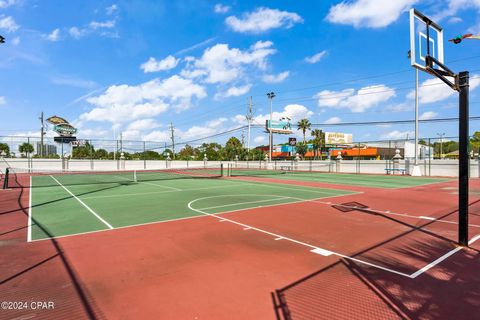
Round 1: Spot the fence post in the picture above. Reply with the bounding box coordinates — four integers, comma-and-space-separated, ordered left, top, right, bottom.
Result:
428, 138, 431, 176
143, 141, 146, 170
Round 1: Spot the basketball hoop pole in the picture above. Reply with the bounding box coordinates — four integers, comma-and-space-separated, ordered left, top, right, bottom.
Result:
427, 57, 470, 246
458, 71, 469, 246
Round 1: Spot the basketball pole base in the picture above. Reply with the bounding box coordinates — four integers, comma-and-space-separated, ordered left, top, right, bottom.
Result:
411, 165, 422, 176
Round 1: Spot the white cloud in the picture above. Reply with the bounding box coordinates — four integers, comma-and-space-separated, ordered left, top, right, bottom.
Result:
434, 0, 480, 22
254, 136, 266, 144
324, 117, 341, 124
89, 20, 116, 29
43, 28, 60, 42
141, 55, 179, 73
448, 16, 463, 23
50, 75, 97, 88
106, 4, 118, 15
234, 104, 314, 126
385, 102, 413, 112
381, 130, 414, 139
326, 0, 416, 28
0, 0, 16, 9
206, 117, 228, 128
407, 77, 454, 104
142, 130, 171, 142
0, 96, 5, 105
69, 27, 86, 39
0, 16, 19, 33
262, 71, 289, 83
81, 75, 206, 124
214, 4, 230, 14
225, 7, 303, 33
126, 119, 161, 131
419, 111, 439, 120
315, 84, 395, 113
182, 41, 277, 84
406, 75, 480, 104
215, 84, 252, 99
305, 50, 328, 64
11, 36, 20, 45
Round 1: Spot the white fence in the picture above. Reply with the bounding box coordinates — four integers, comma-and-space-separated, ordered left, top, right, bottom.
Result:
1, 158, 478, 178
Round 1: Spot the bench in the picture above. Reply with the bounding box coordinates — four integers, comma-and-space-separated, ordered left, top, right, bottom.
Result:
280, 165, 293, 172
384, 168, 406, 175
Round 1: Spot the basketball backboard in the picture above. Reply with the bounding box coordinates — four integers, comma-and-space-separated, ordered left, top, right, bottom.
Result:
409, 9, 444, 71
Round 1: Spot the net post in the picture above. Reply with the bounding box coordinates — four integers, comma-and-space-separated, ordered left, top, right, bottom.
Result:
2, 167, 9, 189
220, 163, 224, 177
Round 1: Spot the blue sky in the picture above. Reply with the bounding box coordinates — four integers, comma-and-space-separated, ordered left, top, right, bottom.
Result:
1, 0, 480, 147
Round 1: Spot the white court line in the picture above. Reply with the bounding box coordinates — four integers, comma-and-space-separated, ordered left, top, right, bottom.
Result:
198, 196, 290, 211
410, 234, 480, 278
80, 183, 243, 200
139, 180, 182, 191
188, 197, 412, 278
27, 176, 32, 242
50, 175, 114, 230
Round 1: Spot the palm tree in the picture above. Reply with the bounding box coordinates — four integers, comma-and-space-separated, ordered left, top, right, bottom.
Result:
297, 118, 311, 143
311, 129, 325, 160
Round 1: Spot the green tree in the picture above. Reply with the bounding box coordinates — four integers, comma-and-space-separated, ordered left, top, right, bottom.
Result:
311, 129, 325, 160
72, 142, 95, 159
247, 148, 265, 161
178, 144, 197, 160
223, 137, 244, 160
197, 143, 223, 160
94, 148, 109, 159
297, 118, 311, 143
295, 142, 308, 159
0, 143, 10, 157
18, 142, 34, 157
470, 131, 480, 156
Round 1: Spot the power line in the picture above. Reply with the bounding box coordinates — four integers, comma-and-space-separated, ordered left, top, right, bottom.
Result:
248, 116, 480, 128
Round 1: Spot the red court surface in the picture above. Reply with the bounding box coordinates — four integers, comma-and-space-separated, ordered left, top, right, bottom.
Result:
1, 175, 480, 319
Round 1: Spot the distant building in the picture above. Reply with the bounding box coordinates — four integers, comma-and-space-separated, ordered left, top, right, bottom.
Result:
36, 143, 57, 156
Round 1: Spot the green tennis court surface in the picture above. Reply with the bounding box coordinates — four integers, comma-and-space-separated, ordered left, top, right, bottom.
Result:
230, 168, 450, 188
29, 173, 356, 241
29, 166, 452, 241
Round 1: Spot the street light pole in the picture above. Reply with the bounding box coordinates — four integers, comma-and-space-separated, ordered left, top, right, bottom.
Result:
267, 92, 275, 162
437, 133, 445, 159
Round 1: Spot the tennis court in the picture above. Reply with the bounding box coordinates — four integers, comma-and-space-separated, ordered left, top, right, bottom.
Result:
2, 165, 480, 319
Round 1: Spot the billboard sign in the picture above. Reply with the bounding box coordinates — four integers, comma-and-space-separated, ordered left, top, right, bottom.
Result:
325, 132, 352, 144
47, 115, 77, 143
288, 138, 297, 146
266, 120, 293, 134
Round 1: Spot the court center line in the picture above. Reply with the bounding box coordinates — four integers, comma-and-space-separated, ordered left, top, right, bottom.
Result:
138, 180, 182, 191
50, 175, 114, 230
27, 176, 32, 242
197, 196, 291, 211
188, 197, 412, 278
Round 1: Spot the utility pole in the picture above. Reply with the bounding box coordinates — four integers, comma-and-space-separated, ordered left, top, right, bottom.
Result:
267, 92, 276, 162
169, 122, 175, 159
241, 128, 245, 148
39, 112, 45, 157
246, 96, 253, 150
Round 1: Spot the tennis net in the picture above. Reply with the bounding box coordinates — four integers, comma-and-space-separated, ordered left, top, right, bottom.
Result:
228, 162, 333, 178
3, 165, 224, 188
